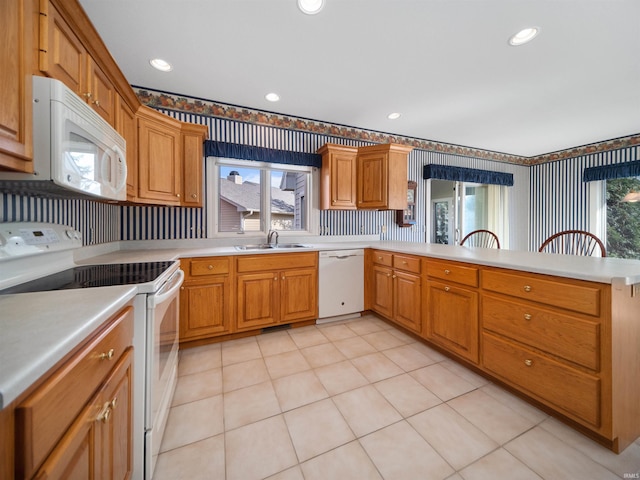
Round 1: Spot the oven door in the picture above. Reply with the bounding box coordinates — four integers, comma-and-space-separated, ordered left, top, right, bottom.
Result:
145, 268, 183, 478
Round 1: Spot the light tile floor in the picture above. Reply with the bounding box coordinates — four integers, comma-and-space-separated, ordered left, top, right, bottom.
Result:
154, 315, 640, 480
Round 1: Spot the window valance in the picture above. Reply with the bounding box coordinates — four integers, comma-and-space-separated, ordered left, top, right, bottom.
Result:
582, 159, 640, 182
204, 141, 322, 168
423, 164, 514, 186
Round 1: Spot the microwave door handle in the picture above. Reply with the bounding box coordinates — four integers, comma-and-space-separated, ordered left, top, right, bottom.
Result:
112, 145, 127, 191
101, 149, 111, 185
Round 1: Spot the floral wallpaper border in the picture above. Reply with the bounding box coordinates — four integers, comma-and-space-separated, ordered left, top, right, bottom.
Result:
134, 87, 640, 166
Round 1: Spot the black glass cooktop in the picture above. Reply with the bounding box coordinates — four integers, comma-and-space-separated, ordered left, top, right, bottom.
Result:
0, 261, 174, 294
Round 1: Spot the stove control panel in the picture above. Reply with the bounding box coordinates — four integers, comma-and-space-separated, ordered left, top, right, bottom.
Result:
0, 222, 82, 259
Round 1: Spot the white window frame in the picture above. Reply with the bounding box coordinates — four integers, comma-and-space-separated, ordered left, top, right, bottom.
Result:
205, 157, 319, 238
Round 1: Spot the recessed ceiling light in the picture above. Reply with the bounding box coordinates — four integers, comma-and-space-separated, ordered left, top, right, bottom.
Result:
149, 58, 173, 72
387, 112, 401, 120
509, 27, 540, 46
298, 0, 324, 15
265, 93, 280, 102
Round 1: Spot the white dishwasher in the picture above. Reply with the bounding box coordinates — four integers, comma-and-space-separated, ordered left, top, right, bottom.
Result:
318, 249, 364, 320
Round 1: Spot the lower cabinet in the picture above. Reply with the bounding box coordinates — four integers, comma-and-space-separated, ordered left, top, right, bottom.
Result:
179, 257, 233, 343
236, 252, 318, 332
14, 305, 134, 480
369, 250, 422, 334
424, 259, 480, 363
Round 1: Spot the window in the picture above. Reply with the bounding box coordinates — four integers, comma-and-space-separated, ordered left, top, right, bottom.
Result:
207, 158, 314, 237
606, 176, 640, 259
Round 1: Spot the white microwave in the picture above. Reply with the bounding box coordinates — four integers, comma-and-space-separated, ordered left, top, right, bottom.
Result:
0, 76, 127, 201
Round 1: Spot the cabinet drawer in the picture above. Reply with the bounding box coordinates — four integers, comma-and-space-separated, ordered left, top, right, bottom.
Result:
16, 306, 134, 478
482, 269, 601, 316
188, 257, 230, 277
426, 259, 478, 287
483, 333, 601, 428
236, 252, 317, 273
483, 295, 600, 370
372, 250, 393, 267
393, 254, 421, 274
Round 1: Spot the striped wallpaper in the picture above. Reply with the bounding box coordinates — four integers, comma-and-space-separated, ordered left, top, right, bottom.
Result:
0, 98, 637, 251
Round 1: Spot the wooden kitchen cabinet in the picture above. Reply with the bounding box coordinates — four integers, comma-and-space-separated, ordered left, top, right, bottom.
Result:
115, 96, 139, 200
181, 123, 209, 207
356, 143, 413, 210
424, 259, 479, 363
14, 305, 134, 479
318, 144, 358, 209
179, 257, 233, 343
0, 0, 33, 172
38, 1, 116, 125
481, 267, 610, 434
235, 252, 318, 332
136, 106, 183, 205
369, 250, 422, 334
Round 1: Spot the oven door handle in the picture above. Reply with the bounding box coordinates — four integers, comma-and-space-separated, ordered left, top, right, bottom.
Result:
148, 269, 184, 307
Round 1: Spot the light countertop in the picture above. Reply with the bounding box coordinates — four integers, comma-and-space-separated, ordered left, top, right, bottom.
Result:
0, 286, 137, 409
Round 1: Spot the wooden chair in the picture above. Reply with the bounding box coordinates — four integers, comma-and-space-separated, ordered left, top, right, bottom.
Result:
538, 229, 606, 257
460, 229, 501, 249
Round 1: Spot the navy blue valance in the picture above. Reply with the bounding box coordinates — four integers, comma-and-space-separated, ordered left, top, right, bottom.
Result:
205, 141, 322, 168
583, 160, 640, 182
423, 164, 514, 186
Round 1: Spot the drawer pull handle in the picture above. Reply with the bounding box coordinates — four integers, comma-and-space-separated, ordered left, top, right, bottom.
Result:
444, 286, 450, 292
97, 402, 112, 423
523, 285, 532, 293
208, 265, 214, 270
110, 397, 118, 410
99, 348, 115, 360
524, 359, 533, 367
524, 313, 532, 320
444, 269, 451, 275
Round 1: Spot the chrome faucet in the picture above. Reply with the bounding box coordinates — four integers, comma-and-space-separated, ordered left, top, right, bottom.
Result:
267, 229, 279, 246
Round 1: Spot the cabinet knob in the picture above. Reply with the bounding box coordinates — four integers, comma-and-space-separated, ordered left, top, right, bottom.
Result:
402, 261, 407, 265
378, 256, 383, 260
523, 285, 532, 292
191, 193, 197, 199
444, 286, 450, 292
392, 275, 397, 279
84, 92, 92, 100
386, 273, 391, 277
176, 193, 181, 198
524, 359, 533, 367
444, 269, 451, 275
99, 348, 115, 360
282, 275, 285, 280
274, 276, 278, 281
93, 100, 101, 107
208, 265, 214, 270
524, 313, 532, 320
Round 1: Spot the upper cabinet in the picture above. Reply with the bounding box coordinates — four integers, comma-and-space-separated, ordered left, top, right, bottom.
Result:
135, 106, 208, 206
357, 143, 413, 210
318, 143, 413, 211
38, 1, 116, 125
318, 144, 358, 210
0, 0, 34, 173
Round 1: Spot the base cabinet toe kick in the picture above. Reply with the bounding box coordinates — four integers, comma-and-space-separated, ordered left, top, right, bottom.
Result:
366, 249, 640, 454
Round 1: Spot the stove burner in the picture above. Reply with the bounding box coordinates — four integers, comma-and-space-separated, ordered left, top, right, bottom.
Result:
0, 261, 175, 294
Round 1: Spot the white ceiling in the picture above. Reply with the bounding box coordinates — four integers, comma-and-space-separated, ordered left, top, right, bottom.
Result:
78, 0, 640, 158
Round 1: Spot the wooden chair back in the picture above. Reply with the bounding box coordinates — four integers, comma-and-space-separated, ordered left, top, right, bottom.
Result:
538, 230, 606, 257
460, 229, 501, 249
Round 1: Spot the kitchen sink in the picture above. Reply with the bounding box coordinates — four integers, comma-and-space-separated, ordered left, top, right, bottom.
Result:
235, 243, 309, 251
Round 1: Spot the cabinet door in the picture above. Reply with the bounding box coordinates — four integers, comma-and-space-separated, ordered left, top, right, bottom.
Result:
180, 277, 232, 341
0, 0, 33, 172
115, 97, 138, 200
426, 280, 479, 363
357, 151, 387, 209
326, 151, 357, 209
39, 1, 86, 96
393, 271, 422, 333
98, 349, 132, 480
87, 57, 115, 125
280, 268, 318, 322
372, 264, 394, 319
236, 272, 279, 331
34, 395, 100, 480
137, 109, 182, 205
181, 125, 206, 207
